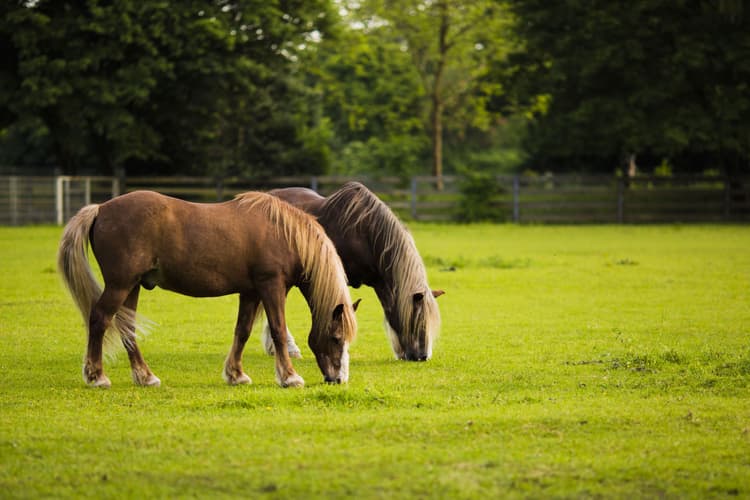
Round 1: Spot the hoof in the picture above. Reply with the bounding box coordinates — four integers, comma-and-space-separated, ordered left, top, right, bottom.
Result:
228, 373, 252, 386
133, 370, 161, 387
223, 365, 252, 385
280, 374, 305, 388
87, 375, 111, 389
142, 374, 161, 387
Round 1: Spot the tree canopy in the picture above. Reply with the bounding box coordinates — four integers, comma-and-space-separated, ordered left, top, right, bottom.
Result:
0, 0, 335, 175
307, 21, 427, 176
1, 0, 748, 177
497, 0, 750, 175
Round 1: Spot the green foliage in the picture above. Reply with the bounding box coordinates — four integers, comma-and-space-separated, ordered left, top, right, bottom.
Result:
444, 115, 529, 176
2, 224, 750, 497
4, 0, 748, 179
457, 170, 506, 222
318, 0, 515, 179
499, 0, 750, 174
453, 116, 528, 221
0, 0, 335, 175
0, 0, 522, 179
308, 26, 428, 176
654, 159, 673, 177
331, 136, 427, 176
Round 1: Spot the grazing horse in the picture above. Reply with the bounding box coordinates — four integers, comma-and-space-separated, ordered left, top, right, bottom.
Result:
57, 190, 358, 388
268, 182, 443, 361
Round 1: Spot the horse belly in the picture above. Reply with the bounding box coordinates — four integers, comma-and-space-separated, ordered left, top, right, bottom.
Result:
151, 261, 251, 298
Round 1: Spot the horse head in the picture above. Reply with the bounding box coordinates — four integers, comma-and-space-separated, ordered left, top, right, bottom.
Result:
384, 289, 443, 361
308, 299, 360, 383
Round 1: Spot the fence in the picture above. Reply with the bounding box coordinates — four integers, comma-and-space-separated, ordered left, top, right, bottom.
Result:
482, 175, 750, 223
0, 176, 122, 226
1, 174, 748, 225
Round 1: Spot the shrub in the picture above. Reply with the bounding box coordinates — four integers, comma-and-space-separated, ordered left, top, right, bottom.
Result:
457, 171, 506, 222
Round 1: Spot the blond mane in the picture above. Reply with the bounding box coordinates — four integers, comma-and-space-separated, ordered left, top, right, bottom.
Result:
235, 192, 356, 342
319, 182, 440, 345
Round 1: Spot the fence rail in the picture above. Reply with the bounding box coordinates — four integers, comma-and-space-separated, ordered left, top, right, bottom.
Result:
1, 174, 749, 225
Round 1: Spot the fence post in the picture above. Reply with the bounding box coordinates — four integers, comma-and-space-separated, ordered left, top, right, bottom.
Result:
55, 176, 65, 225
410, 177, 418, 220
512, 176, 520, 223
723, 177, 731, 220
9, 176, 19, 226
84, 177, 92, 206
215, 177, 224, 201
111, 177, 121, 198
114, 167, 126, 197
617, 178, 625, 224
65, 177, 72, 222
310, 176, 319, 192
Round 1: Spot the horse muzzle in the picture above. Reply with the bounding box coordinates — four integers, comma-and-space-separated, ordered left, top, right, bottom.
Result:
403, 350, 430, 362
318, 344, 349, 384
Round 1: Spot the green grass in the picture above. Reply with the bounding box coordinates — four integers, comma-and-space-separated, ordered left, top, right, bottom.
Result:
1, 224, 749, 498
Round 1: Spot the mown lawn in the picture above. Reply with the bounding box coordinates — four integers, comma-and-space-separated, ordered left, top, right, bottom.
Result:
1, 224, 748, 498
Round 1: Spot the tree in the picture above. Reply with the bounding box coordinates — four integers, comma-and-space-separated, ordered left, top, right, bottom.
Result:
195, 0, 338, 178
0, 0, 335, 176
306, 23, 427, 176
346, 0, 512, 187
497, 0, 750, 175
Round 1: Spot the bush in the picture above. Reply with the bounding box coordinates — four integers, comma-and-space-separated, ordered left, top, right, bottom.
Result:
457, 171, 506, 222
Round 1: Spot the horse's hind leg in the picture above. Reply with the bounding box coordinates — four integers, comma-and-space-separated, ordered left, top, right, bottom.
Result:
120, 286, 160, 387
260, 285, 304, 388
84, 287, 130, 388
223, 293, 260, 385
261, 321, 302, 358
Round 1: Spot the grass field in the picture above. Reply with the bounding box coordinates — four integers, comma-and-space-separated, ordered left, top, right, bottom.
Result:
1, 223, 749, 498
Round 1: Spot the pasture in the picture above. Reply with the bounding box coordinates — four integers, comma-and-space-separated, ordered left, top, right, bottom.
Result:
1, 224, 748, 498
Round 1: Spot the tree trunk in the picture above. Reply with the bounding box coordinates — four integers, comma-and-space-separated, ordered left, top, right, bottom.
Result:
628, 154, 637, 178
431, 96, 444, 190
43, 109, 77, 175
431, 2, 449, 191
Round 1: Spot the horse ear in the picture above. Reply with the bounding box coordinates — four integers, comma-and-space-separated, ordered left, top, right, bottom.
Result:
413, 292, 424, 303
432, 289, 445, 298
333, 303, 345, 320
353, 298, 362, 312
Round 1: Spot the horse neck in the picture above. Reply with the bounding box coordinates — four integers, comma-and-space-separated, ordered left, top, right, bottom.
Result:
296, 280, 316, 315
293, 248, 350, 341
374, 241, 434, 336
377, 236, 426, 300
373, 276, 409, 332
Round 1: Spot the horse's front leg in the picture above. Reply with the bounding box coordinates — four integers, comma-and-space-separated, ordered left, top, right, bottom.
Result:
260, 285, 304, 388
223, 293, 260, 385
120, 285, 160, 387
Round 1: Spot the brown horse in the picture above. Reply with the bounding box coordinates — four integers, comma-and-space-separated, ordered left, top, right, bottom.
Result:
268, 182, 443, 361
57, 190, 358, 388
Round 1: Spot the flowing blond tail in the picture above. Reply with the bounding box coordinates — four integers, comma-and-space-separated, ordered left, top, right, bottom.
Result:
57, 205, 139, 353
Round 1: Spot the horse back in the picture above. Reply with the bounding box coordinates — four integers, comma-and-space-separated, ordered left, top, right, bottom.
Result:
270, 187, 378, 288
268, 187, 325, 215
91, 191, 300, 296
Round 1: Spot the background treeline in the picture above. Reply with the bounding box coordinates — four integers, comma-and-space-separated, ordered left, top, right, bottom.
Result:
1, 0, 748, 180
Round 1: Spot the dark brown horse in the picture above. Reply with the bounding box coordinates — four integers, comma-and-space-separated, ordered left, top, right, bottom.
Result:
268, 182, 443, 361
57, 190, 358, 388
